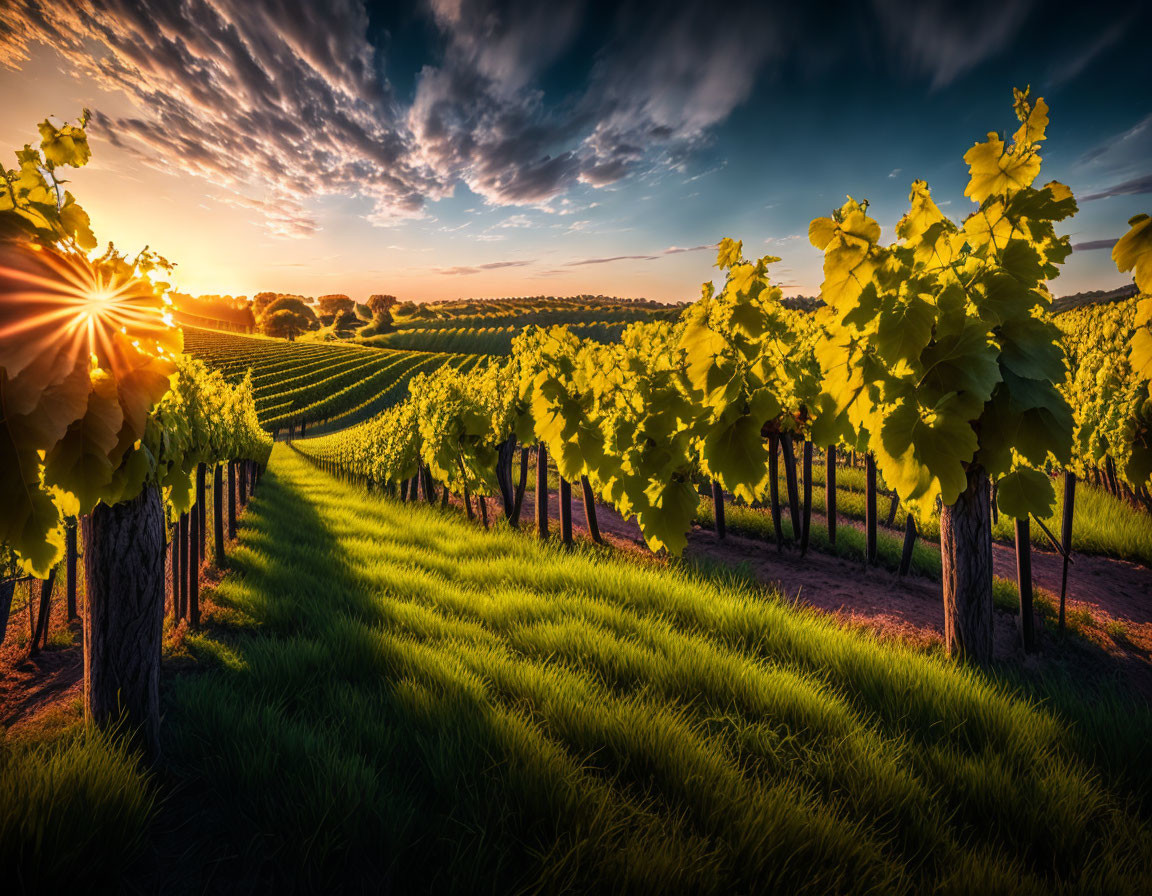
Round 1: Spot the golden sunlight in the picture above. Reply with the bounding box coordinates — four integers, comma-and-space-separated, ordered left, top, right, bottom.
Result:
0, 242, 180, 382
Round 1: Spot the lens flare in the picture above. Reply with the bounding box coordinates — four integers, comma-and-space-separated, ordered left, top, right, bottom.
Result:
0, 241, 181, 382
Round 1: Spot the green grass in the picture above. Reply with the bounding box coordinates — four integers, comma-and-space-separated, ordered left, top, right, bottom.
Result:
795, 457, 1152, 566
542, 455, 1152, 568
694, 496, 943, 577
8, 445, 1152, 892
0, 724, 154, 892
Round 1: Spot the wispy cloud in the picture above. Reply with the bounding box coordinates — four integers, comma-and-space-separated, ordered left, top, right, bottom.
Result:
566, 254, 659, 266
870, 0, 1034, 88
888, 168, 901, 178
565, 244, 710, 266
663, 245, 712, 255
1082, 174, 1152, 201
1047, 19, 1128, 89
1078, 113, 1152, 166
439, 260, 535, 275
497, 214, 536, 228
1071, 238, 1119, 251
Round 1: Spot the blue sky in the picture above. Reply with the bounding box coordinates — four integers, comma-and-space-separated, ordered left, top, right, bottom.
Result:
1, 0, 1149, 301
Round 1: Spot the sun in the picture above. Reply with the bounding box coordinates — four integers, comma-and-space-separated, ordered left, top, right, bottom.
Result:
0, 241, 181, 382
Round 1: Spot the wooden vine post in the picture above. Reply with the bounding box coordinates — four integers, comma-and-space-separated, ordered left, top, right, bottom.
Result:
580, 476, 602, 544
559, 477, 573, 545
799, 440, 813, 557
227, 460, 238, 539
457, 455, 475, 521
1059, 471, 1076, 634
898, 514, 917, 577
864, 454, 878, 565
188, 497, 200, 628
82, 486, 166, 758
213, 464, 225, 565
0, 580, 14, 647
178, 511, 189, 620
711, 479, 726, 539
511, 446, 529, 527
536, 443, 550, 539
65, 518, 78, 620
768, 433, 784, 550
781, 431, 801, 540
30, 568, 56, 655
169, 522, 180, 621
196, 463, 207, 559
1015, 517, 1035, 653
496, 437, 517, 521
825, 446, 837, 545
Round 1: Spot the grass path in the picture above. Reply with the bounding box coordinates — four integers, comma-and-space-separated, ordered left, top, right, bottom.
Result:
8, 444, 1152, 893
150, 446, 1152, 893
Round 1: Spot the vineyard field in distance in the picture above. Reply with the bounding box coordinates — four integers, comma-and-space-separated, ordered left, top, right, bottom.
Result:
183, 327, 483, 434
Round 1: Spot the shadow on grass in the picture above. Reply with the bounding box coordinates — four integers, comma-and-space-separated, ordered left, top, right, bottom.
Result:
143, 458, 705, 895
113, 451, 1152, 895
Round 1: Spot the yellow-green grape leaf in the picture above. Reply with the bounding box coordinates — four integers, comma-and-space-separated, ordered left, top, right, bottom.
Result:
1114, 214, 1152, 293
1012, 93, 1049, 147
874, 289, 934, 365
964, 133, 1042, 204
916, 321, 1001, 412
701, 413, 773, 504
58, 191, 97, 250
1132, 313, 1152, 384
716, 237, 742, 270
42, 370, 125, 514
0, 427, 64, 577
996, 466, 1055, 521
808, 200, 882, 309
897, 180, 958, 267
1114, 215, 1152, 383
877, 394, 978, 509
636, 478, 697, 555
38, 118, 92, 168
726, 263, 757, 296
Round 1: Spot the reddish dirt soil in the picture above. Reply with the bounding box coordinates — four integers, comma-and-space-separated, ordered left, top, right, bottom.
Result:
0, 586, 83, 733
1, 537, 237, 736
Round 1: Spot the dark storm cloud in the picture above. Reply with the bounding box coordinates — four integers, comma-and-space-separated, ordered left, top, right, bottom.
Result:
408, 0, 779, 204
570, 1, 780, 185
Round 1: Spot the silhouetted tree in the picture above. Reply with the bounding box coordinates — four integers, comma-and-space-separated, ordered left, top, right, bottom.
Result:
263, 308, 313, 340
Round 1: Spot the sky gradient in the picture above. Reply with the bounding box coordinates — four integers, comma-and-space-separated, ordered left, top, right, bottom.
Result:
1, 0, 1150, 303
